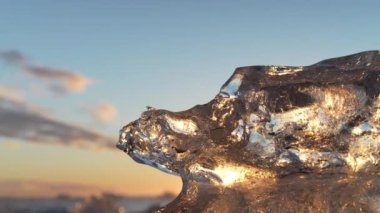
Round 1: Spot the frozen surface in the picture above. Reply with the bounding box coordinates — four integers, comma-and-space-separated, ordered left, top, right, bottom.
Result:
118, 51, 380, 212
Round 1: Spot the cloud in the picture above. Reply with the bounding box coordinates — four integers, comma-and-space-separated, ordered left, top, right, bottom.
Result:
0, 50, 27, 64
0, 51, 114, 149
0, 50, 91, 95
0, 180, 104, 198
0, 98, 115, 150
24, 64, 91, 93
83, 103, 118, 123
0, 85, 24, 103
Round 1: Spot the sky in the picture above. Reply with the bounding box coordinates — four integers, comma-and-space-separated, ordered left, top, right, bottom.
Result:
0, 0, 379, 198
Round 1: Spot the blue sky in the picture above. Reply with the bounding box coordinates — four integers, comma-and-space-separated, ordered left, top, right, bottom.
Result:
0, 0, 379, 197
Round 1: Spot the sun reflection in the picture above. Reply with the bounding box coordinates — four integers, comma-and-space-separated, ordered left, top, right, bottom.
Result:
213, 166, 247, 186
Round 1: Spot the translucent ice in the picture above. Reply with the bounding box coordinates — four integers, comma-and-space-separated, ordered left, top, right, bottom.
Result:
118, 51, 380, 212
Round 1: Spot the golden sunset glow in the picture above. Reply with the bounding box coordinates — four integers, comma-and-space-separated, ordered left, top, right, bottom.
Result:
0, 141, 181, 198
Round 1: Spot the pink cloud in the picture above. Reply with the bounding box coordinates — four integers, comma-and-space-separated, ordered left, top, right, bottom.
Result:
0, 85, 24, 103
24, 65, 92, 93
0, 50, 92, 95
82, 103, 118, 123
0, 96, 116, 150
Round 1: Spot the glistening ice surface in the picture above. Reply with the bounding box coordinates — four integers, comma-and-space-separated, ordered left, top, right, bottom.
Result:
118, 51, 380, 212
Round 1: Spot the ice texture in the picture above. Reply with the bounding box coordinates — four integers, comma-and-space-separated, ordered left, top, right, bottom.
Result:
117, 51, 380, 212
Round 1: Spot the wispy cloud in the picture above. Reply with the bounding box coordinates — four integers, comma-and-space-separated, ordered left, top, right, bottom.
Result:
82, 103, 118, 123
0, 85, 24, 103
23, 65, 91, 93
0, 50, 27, 64
0, 50, 115, 149
0, 50, 91, 95
0, 97, 115, 150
